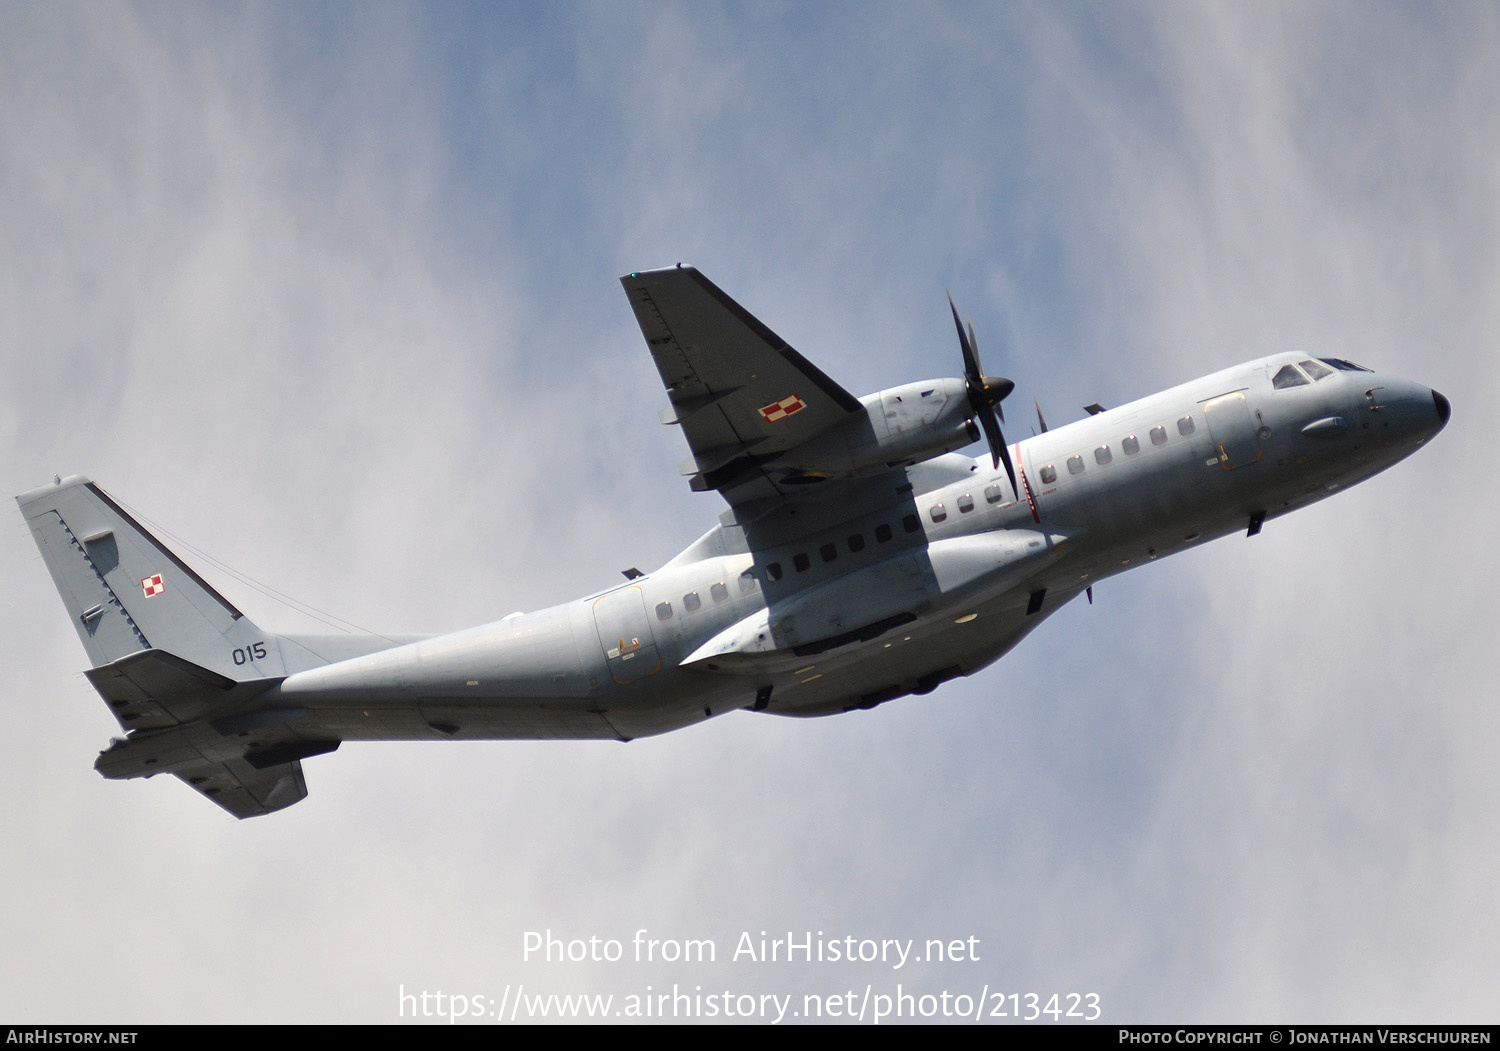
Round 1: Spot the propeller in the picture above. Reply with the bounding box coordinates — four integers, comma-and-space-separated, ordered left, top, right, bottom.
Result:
948, 294, 1018, 498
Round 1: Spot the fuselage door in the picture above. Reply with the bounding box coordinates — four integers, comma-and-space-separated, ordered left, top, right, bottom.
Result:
1203, 391, 1262, 469
591, 586, 662, 684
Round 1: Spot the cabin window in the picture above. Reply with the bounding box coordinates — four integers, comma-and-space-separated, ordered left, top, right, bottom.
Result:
876, 523, 894, 543
958, 494, 974, 513
1177, 416, 1195, 436
929, 504, 947, 523
1272, 364, 1309, 389
1122, 435, 1140, 455
985, 484, 1004, 504
820, 542, 838, 563
1067, 455, 1084, 475
903, 514, 920, 534
738, 571, 758, 593
766, 562, 783, 582
1040, 465, 1057, 484
1300, 359, 1333, 381
1150, 426, 1167, 446
711, 582, 729, 602
683, 591, 701, 611
793, 553, 810, 572
847, 534, 865, 553
655, 602, 673, 621
1095, 445, 1112, 465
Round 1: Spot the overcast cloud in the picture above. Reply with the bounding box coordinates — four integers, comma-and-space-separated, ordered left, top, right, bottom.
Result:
2, 1, 1495, 1023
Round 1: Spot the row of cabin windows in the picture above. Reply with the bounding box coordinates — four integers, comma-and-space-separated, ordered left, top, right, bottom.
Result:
1032, 416, 1196, 486
925, 362, 1360, 529
928, 483, 1010, 523
656, 575, 753, 621
659, 403, 1214, 623
760, 514, 923, 584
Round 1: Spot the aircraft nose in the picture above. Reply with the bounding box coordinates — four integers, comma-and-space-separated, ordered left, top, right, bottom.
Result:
1432, 389, 1451, 427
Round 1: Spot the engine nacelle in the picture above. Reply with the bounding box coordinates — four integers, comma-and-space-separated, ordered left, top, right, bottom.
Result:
770, 378, 978, 478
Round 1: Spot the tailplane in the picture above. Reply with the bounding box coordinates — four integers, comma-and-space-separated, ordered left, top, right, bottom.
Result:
18, 476, 345, 818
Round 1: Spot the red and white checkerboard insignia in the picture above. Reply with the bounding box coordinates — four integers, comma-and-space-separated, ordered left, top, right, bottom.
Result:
141, 574, 165, 598
758, 393, 806, 423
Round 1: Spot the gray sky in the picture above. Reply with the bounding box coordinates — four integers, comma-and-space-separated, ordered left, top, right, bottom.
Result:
3, 1, 1496, 1024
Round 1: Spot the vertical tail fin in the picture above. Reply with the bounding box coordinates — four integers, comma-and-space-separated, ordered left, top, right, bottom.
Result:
17, 476, 280, 681
20, 476, 409, 818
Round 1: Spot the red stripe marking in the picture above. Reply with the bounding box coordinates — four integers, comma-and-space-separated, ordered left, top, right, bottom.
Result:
1014, 445, 1042, 524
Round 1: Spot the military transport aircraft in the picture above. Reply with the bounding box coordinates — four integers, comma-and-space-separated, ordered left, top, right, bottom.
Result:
19, 265, 1450, 818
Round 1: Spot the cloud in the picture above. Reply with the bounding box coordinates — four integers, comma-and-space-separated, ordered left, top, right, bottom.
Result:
2, 1, 1494, 1023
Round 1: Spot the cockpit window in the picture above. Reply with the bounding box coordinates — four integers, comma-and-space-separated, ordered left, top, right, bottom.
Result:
1299, 359, 1333, 381
1272, 364, 1310, 389
1320, 357, 1372, 372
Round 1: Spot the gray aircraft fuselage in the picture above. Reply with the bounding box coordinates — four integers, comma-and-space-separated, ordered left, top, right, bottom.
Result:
20, 269, 1449, 817
265, 354, 1445, 742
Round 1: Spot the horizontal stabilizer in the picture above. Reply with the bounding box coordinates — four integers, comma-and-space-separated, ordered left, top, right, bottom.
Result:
173, 757, 307, 819
85, 647, 253, 730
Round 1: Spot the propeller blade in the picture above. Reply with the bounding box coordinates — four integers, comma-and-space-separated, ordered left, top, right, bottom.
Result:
976, 406, 1018, 497
975, 400, 1001, 462
965, 319, 1007, 422
998, 427, 1019, 499
950, 294, 981, 380
948, 292, 1018, 497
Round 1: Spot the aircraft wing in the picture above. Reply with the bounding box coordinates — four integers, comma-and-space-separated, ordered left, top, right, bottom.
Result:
621, 267, 864, 510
